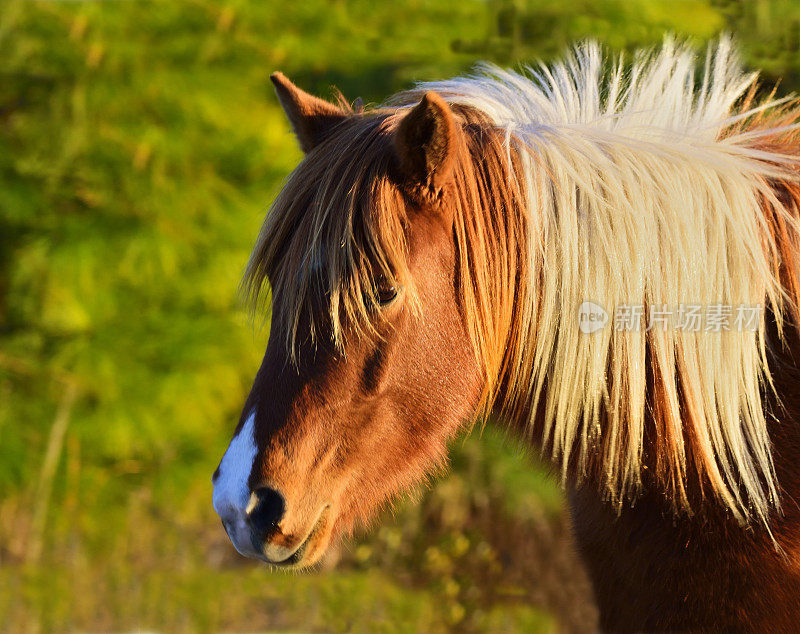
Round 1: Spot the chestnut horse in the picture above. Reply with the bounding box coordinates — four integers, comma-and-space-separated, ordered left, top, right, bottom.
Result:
213, 39, 800, 631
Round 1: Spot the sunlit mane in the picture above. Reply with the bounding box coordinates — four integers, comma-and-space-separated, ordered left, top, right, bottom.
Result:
248, 37, 800, 524
414, 36, 800, 523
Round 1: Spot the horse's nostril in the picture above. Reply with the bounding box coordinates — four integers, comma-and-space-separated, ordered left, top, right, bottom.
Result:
246, 486, 286, 539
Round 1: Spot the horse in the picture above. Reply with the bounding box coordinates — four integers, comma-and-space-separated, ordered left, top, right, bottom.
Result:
212, 38, 800, 631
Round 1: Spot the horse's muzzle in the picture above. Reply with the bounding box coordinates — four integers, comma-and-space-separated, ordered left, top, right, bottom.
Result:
217, 484, 331, 568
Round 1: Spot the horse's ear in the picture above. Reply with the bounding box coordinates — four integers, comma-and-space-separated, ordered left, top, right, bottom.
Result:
394, 91, 458, 192
270, 72, 348, 153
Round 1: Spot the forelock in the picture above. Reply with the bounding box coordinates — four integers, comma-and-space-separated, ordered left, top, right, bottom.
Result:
243, 113, 413, 354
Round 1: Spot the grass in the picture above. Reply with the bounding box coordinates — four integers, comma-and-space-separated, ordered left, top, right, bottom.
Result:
0, 426, 572, 633
3, 0, 800, 631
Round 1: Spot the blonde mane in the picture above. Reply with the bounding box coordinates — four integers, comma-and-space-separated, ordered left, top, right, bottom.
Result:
414, 37, 800, 523
248, 37, 800, 525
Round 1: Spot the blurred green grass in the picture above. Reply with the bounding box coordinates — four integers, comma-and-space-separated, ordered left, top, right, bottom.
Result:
2, 0, 800, 631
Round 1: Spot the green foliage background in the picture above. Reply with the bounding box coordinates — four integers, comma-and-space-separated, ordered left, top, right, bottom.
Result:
1, 1, 799, 632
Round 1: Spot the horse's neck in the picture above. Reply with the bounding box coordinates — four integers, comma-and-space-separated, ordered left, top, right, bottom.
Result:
566, 323, 800, 631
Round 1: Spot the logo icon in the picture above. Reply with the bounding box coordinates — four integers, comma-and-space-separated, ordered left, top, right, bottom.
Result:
578, 301, 608, 334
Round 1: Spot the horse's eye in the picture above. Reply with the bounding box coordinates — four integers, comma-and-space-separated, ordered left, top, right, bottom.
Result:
375, 278, 398, 306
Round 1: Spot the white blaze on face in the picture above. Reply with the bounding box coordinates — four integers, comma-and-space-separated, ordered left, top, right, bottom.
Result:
212, 410, 260, 557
